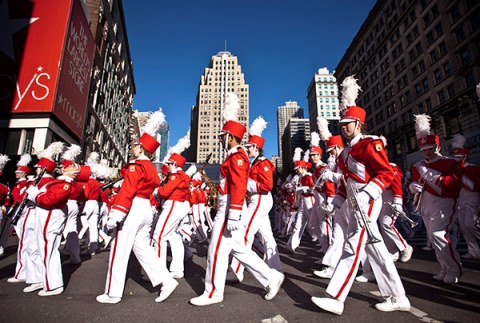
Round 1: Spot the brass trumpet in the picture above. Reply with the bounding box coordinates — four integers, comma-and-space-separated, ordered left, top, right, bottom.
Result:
384, 202, 418, 228
198, 153, 218, 209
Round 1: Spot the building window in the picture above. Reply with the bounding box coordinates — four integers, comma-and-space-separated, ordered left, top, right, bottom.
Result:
461, 48, 472, 65
443, 62, 452, 77
437, 90, 446, 104
443, 111, 461, 136
465, 72, 476, 87
455, 26, 465, 43
447, 84, 456, 98
434, 68, 443, 83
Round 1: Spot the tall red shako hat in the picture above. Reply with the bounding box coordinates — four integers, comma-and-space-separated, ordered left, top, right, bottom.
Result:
164, 130, 190, 168
339, 75, 366, 124
220, 93, 246, 140
246, 116, 267, 149
309, 132, 322, 155
36, 142, 64, 173
293, 147, 308, 169
138, 109, 166, 154
16, 154, 32, 175
451, 134, 470, 157
317, 116, 343, 152
414, 114, 439, 150
0, 154, 10, 177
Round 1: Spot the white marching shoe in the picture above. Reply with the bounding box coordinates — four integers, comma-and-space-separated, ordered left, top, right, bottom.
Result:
311, 297, 344, 315
264, 272, 285, 300
375, 296, 411, 312
23, 283, 43, 293
96, 294, 122, 304
7, 277, 26, 283
155, 278, 178, 303
38, 287, 64, 297
313, 266, 333, 279
170, 271, 184, 279
189, 293, 223, 306
400, 245, 414, 263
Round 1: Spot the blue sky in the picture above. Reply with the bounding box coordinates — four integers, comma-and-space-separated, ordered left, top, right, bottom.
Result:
122, 0, 376, 158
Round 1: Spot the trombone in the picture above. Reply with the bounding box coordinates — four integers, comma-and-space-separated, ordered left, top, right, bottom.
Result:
346, 181, 381, 244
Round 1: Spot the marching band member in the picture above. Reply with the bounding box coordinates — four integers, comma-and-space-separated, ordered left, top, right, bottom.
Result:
451, 134, 480, 260
152, 132, 192, 279
22, 143, 62, 294
309, 129, 335, 255
227, 116, 282, 282
409, 114, 463, 284
190, 94, 284, 306
97, 110, 178, 304
312, 77, 410, 315
25, 142, 74, 296
313, 119, 346, 279
287, 148, 315, 252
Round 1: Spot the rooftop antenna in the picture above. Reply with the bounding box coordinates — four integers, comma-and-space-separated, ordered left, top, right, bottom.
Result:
225, 39, 227, 51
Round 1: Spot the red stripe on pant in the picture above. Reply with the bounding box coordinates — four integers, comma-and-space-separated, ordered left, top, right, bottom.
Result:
157, 201, 176, 258
107, 227, 120, 295
42, 210, 52, 291
15, 208, 31, 279
391, 216, 407, 249
208, 216, 228, 299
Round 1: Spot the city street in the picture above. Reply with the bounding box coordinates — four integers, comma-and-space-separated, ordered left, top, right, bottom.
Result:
0, 230, 478, 322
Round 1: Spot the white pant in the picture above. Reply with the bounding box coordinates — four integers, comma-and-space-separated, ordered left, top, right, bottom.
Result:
63, 200, 80, 261
420, 191, 463, 277
287, 195, 315, 251
379, 191, 408, 253
202, 194, 281, 300
36, 207, 67, 291
457, 189, 480, 257
322, 203, 349, 269
24, 207, 43, 284
103, 197, 172, 298
230, 193, 282, 278
326, 181, 406, 302
191, 203, 208, 241
12, 207, 34, 280
313, 191, 332, 253
79, 200, 99, 249
152, 200, 190, 273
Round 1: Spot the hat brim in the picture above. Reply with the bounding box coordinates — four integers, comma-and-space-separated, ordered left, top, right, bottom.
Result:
339, 117, 358, 123
420, 144, 436, 151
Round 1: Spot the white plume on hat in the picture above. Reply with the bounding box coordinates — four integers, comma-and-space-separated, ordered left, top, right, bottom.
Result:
476, 82, 480, 102
310, 132, 320, 147
303, 149, 310, 162
249, 116, 267, 136
451, 134, 466, 149
164, 130, 191, 162
142, 109, 166, 136
62, 144, 81, 162
222, 93, 240, 122
185, 164, 197, 177
0, 154, 10, 171
17, 154, 32, 167
38, 142, 64, 160
340, 75, 362, 112
317, 116, 332, 141
414, 114, 432, 138
86, 152, 100, 166
293, 147, 302, 162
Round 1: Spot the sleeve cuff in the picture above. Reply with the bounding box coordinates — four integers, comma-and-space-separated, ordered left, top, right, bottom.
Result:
392, 196, 403, 205
363, 180, 383, 200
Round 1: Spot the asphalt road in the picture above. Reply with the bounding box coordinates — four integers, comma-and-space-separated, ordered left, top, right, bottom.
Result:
0, 229, 479, 323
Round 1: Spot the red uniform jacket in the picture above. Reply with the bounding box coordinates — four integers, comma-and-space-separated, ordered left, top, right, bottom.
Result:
337, 135, 394, 201
389, 163, 404, 204
462, 164, 480, 192
218, 146, 250, 213
313, 163, 336, 198
197, 187, 207, 204
84, 178, 101, 201
38, 176, 55, 189
0, 183, 8, 207
35, 177, 73, 210
250, 156, 274, 194
411, 156, 462, 198
300, 172, 314, 197
111, 159, 160, 216
156, 169, 190, 202
11, 179, 29, 205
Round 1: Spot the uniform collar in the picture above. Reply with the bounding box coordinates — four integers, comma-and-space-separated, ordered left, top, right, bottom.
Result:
226, 145, 242, 157
349, 133, 363, 147
57, 175, 74, 182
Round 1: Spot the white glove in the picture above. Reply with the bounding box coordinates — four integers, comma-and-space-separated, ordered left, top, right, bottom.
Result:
227, 209, 242, 231
356, 190, 371, 215
105, 209, 125, 231
325, 203, 337, 214
26, 186, 40, 202
409, 182, 423, 194
153, 187, 160, 199
392, 203, 403, 213
297, 186, 309, 194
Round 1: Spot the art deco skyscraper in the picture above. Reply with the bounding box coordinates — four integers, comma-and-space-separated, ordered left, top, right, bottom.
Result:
276, 101, 304, 173
190, 51, 249, 163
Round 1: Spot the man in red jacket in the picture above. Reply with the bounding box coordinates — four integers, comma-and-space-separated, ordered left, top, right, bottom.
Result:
190, 119, 284, 306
